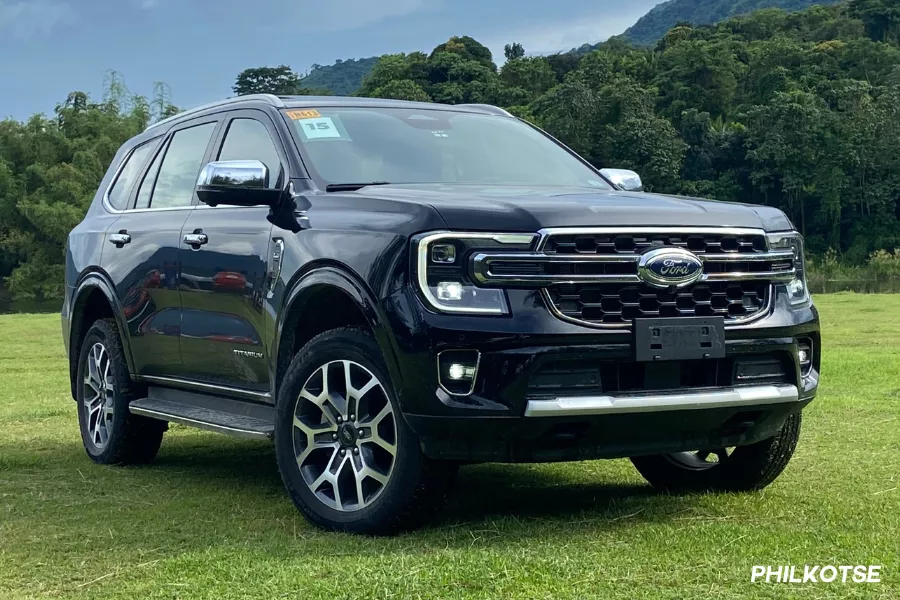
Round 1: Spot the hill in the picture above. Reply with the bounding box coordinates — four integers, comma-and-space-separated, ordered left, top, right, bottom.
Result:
298, 57, 379, 95
621, 0, 844, 45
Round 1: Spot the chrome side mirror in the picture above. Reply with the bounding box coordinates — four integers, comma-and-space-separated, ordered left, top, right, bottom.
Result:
196, 160, 281, 207
600, 168, 643, 192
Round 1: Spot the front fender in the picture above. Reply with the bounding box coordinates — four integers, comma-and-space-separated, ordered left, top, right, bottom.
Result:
273, 266, 404, 402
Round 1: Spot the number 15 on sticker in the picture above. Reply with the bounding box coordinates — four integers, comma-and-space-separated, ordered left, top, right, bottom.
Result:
300, 117, 341, 139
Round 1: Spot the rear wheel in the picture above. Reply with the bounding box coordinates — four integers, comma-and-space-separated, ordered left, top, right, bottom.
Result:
76, 319, 166, 465
631, 412, 802, 492
275, 328, 455, 535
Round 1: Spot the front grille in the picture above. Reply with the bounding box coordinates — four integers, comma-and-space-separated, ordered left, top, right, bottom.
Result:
544, 232, 767, 255
547, 281, 770, 325
468, 228, 792, 329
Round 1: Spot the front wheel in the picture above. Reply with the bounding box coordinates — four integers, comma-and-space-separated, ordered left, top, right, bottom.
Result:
275, 328, 455, 535
631, 412, 802, 492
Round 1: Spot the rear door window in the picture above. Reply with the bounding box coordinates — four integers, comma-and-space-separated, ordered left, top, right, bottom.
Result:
107, 141, 157, 210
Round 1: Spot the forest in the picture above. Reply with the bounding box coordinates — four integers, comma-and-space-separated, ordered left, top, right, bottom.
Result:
619, 0, 844, 46
1, 0, 899, 301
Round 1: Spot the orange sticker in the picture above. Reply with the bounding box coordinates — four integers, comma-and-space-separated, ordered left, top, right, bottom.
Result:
286, 109, 322, 120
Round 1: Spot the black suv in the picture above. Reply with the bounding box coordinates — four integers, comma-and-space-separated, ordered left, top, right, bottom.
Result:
63, 95, 820, 534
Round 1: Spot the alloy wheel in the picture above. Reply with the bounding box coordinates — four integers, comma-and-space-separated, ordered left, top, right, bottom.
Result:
292, 360, 397, 511
83, 342, 115, 450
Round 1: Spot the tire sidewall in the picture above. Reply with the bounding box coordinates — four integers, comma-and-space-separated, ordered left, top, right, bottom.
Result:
274, 329, 424, 531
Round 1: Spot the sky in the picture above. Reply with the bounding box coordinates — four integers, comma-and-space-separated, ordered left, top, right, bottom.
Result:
0, 0, 662, 121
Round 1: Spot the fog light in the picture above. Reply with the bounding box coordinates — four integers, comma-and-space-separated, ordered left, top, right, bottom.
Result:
798, 339, 813, 375
437, 350, 481, 396
448, 363, 476, 381
431, 243, 457, 264
436, 281, 464, 302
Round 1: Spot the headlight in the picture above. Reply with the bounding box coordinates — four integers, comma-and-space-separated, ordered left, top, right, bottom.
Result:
767, 232, 810, 305
413, 232, 537, 314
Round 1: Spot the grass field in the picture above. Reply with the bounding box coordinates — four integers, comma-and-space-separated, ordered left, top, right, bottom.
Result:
0, 294, 897, 599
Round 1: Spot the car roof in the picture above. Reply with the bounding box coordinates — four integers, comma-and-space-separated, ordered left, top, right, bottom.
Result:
142, 93, 511, 137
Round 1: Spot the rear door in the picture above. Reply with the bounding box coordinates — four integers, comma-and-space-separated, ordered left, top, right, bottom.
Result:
177, 109, 285, 394
103, 118, 220, 379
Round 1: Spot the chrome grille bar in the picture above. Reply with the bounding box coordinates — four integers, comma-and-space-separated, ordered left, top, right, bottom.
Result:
472, 251, 796, 286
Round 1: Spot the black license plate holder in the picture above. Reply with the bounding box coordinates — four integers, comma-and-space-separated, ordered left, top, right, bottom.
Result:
634, 317, 726, 362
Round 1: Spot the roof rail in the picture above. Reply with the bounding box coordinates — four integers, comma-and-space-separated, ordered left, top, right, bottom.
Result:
145, 94, 285, 132
456, 103, 513, 117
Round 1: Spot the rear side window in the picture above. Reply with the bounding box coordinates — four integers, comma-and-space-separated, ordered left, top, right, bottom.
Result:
106, 141, 156, 210
143, 122, 216, 209
135, 141, 166, 210
217, 119, 282, 188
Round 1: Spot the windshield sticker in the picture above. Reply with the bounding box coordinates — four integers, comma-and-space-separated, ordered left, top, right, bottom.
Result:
286, 109, 322, 120
297, 117, 343, 140
431, 130, 450, 138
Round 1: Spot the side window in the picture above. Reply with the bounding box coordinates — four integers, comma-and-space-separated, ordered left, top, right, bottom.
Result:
107, 141, 156, 210
145, 122, 216, 209
135, 140, 166, 210
218, 118, 282, 188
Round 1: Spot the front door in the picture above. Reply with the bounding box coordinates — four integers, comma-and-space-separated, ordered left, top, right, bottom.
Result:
178, 110, 286, 394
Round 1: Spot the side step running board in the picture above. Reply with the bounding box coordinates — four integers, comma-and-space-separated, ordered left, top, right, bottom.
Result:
129, 387, 275, 440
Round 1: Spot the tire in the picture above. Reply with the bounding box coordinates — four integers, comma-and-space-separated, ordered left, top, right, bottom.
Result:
275, 327, 455, 535
76, 319, 166, 465
630, 412, 802, 493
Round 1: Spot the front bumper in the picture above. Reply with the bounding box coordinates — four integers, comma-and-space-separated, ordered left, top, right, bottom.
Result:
523, 383, 799, 417
383, 286, 820, 462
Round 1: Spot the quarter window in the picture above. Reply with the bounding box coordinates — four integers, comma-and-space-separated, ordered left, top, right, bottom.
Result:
107, 141, 156, 210
135, 140, 166, 210
218, 119, 282, 188
145, 122, 216, 209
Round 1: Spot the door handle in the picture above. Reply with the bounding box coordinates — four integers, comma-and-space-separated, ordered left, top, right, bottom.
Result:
183, 232, 209, 248
109, 231, 131, 247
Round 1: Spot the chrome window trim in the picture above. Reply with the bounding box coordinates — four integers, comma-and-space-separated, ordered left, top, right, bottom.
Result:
415, 231, 537, 315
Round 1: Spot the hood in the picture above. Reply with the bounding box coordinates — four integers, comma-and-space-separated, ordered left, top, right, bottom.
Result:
356, 184, 793, 232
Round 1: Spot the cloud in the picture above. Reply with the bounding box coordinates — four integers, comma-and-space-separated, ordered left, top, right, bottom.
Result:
483, 5, 657, 60
0, 0, 74, 39
291, 0, 431, 32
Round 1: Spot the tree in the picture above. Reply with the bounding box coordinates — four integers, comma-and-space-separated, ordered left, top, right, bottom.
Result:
849, 0, 900, 43
504, 43, 525, 61
369, 79, 431, 102
500, 57, 557, 95
233, 66, 302, 96
430, 36, 496, 71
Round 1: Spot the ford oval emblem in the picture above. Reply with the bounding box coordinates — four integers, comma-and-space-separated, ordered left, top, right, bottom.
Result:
638, 248, 704, 288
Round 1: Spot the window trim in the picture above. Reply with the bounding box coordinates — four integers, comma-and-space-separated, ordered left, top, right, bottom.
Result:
103, 117, 223, 214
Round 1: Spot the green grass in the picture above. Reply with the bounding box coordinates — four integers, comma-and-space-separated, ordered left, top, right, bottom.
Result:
1, 294, 898, 599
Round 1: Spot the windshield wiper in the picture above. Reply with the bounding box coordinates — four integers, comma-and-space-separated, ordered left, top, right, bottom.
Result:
325, 181, 392, 192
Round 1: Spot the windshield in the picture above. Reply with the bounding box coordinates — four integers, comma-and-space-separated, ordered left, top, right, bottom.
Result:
284, 107, 611, 190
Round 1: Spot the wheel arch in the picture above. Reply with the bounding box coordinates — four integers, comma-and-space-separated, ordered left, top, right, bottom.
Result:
68, 273, 133, 400
274, 266, 403, 402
